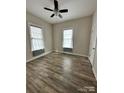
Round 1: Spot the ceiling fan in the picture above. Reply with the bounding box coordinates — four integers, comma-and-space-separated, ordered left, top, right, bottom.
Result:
44, 0, 68, 18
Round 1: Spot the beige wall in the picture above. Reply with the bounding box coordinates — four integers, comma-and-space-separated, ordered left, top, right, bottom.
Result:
53, 16, 92, 56
26, 12, 53, 60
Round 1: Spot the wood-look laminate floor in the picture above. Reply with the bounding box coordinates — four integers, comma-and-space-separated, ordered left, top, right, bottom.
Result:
26, 52, 97, 93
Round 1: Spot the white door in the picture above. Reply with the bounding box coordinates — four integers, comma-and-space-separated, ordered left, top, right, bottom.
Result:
89, 13, 97, 65
89, 38, 96, 65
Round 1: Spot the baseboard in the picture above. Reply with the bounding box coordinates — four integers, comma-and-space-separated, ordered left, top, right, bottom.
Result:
88, 57, 97, 80
54, 50, 88, 58
26, 51, 52, 62
88, 57, 93, 65
92, 67, 97, 80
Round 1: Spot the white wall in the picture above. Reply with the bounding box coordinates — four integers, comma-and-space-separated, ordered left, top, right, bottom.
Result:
26, 12, 53, 61
53, 16, 92, 56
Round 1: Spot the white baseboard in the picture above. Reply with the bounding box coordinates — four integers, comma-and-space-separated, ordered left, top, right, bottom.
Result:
54, 50, 88, 58
88, 57, 93, 65
92, 67, 97, 80
88, 57, 97, 80
26, 51, 52, 62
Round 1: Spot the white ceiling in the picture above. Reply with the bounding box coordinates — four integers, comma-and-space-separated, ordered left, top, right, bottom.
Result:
26, 0, 97, 24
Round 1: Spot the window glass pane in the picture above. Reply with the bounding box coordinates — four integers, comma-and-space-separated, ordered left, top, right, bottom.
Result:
30, 26, 43, 39
30, 26, 44, 51
63, 29, 73, 48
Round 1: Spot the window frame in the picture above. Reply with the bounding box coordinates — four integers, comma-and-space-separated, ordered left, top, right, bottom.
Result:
62, 28, 74, 52
28, 23, 45, 56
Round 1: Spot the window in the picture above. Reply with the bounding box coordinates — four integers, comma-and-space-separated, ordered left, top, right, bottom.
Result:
30, 25, 45, 56
63, 29, 73, 52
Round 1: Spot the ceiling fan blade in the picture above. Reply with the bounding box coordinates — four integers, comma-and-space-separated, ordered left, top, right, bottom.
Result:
51, 14, 55, 17
44, 7, 53, 11
54, 0, 58, 10
59, 9, 68, 13
58, 14, 63, 18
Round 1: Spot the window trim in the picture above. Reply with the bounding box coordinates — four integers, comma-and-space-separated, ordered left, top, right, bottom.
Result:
28, 22, 45, 56
62, 28, 74, 52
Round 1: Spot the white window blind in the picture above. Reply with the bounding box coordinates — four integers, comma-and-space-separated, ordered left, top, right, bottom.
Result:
63, 29, 73, 48
30, 26, 44, 51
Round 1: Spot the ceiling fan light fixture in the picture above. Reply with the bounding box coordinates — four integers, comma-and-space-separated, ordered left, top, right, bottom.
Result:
44, 0, 68, 18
